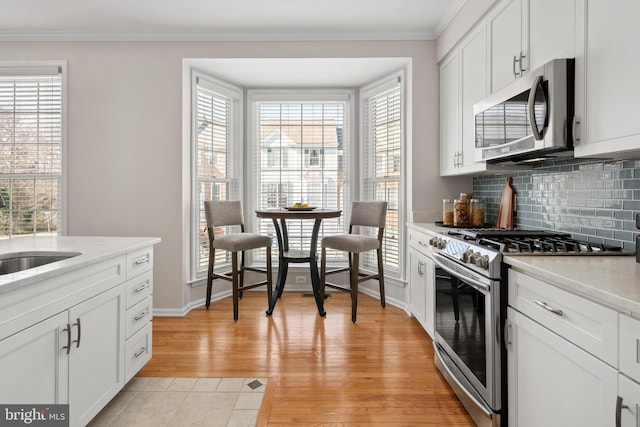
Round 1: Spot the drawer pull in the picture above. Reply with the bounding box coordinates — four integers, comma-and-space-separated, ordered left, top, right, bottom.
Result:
133, 347, 147, 358
135, 256, 150, 265
134, 309, 149, 322
534, 300, 563, 316
134, 281, 150, 293
418, 241, 428, 247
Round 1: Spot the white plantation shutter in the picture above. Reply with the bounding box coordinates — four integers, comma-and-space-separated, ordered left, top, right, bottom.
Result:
250, 93, 350, 262
0, 66, 63, 238
193, 75, 241, 278
361, 75, 403, 276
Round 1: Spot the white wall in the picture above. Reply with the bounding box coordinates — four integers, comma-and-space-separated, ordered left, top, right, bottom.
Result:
0, 40, 470, 312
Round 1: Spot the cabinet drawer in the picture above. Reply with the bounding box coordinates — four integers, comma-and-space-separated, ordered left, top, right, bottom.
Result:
126, 246, 153, 280
407, 228, 434, 254
125, 270, 152, 310
125, 296, 152, 340
620, 314, 640, 381
125, 322, 152, 383
508, 269, 618, 367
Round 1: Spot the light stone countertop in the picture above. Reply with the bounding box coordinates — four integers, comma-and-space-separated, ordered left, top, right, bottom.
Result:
0, 236, 161, 294
504, 255, 640, 317
407, 222, 640, 316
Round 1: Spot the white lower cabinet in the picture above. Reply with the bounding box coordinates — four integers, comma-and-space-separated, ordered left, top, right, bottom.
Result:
506, 307, 617, 427
68, 285, 125, 426
0, 311, 69, 405
618, 374, 640, 427
618, 314, 640, 426
0, 285, 125, 426
0, 242, 156, 427
407, 227, 435, 338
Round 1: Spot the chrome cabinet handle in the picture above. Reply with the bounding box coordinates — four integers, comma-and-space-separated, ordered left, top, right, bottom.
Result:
616, 396, 630, 427
72, 318, 81, 348
134, 280, 151, 293
534, 300, 563, 316
418, 241, 429, 247
135, 256, 150, 265
573, 117, 581, 143
514, 52, 527, 77
134, 309, 149, 322
133, 347, 147, 358
62, 323, 72, 355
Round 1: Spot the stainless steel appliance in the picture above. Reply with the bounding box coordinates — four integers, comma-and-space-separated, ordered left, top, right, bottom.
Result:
474, 58, 575, 163
429, 228, 628, 427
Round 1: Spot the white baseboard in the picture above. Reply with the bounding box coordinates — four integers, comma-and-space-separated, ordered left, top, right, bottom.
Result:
152, 287, 408, 317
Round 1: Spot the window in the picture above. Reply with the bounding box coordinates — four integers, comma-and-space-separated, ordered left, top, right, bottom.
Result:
249, 92, 351, 262
192, 74, 241, 279
361, 74, 404, 277
0, 65, 64, 238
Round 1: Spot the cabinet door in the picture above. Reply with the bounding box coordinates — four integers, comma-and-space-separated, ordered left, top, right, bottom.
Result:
439, 52, 461, 176
527, 0, 575, 72
459, 23, 488, 172
507, 307, 617, 427
68, 285, 125, 427
0, 312, 68, 404
574, 0, 640, 158
619, 374, 640, 427
409, 248, 427, 328
422, 254, 435, 337
487, 0, 525, 93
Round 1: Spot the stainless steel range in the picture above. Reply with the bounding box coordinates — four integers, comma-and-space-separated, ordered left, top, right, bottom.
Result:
428, 228, 628, 427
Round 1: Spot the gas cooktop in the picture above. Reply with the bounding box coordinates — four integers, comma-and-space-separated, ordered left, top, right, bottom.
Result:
447, 228, 629, 255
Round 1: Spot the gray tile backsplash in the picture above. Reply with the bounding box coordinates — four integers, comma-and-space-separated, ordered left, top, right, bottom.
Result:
473, 158, 640, 251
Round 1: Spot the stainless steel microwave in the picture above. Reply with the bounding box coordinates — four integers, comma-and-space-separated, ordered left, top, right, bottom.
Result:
474, 58, 575, 163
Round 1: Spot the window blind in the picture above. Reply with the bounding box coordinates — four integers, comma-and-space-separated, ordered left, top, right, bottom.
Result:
252, 99, 349, 262
361, 80, 403, 276
193, 77, 241, 277
0, 67, 63, 238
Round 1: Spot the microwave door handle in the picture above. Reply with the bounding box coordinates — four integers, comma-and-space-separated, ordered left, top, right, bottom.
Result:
528, 75, 544, 141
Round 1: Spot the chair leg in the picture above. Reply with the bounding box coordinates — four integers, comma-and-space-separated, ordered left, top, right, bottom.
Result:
238, 250, 245, 299
231, 252, 239, 321
206, 248, 215, 309
377, 247, 386, 308
266, 247, 273, 303
350, 252, 359, 323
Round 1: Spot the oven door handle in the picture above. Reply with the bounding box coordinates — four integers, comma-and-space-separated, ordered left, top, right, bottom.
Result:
432, 253, 490, 293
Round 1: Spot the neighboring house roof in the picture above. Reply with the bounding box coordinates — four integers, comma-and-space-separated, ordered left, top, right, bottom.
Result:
260, 120, 340, 148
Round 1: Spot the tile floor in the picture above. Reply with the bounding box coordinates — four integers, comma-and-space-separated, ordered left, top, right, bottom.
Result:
88, 377, 268, 427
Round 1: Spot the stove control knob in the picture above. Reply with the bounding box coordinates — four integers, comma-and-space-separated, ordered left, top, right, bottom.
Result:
462, 249, 474, 263
475, 255, 490, 270
429, 237, 436, 246
436, 239, 446, 249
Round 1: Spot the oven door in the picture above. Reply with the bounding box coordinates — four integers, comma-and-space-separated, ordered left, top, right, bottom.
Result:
432, 252, 502, 426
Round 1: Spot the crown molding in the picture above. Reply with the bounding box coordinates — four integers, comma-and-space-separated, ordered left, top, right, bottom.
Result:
0, 30, 437, 42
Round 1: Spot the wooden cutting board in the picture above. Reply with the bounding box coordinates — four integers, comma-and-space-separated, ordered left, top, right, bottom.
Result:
496, 177, 515, 229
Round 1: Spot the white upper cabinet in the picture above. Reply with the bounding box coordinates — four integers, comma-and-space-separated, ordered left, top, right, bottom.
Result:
487, 0, 576, 94
527, 0, 576, 72
574, 0, 640, 158
439, 52, 460, 176
460, 23, 488, 171
487, 0, 525, 93
440, 24, 489, 176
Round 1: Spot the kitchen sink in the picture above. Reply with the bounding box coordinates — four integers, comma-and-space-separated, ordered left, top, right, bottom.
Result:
0, 251, 82, 275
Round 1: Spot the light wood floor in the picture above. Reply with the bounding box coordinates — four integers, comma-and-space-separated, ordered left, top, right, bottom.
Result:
139, 291, 475, 426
